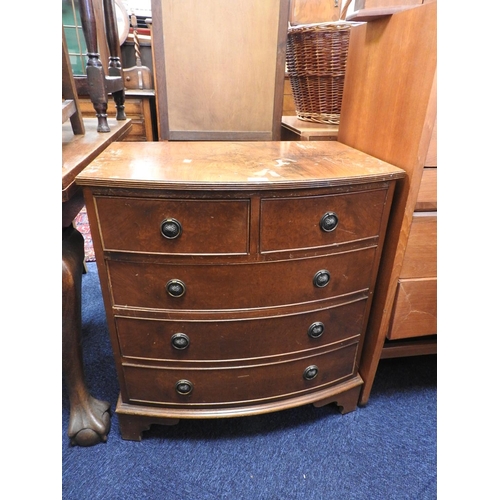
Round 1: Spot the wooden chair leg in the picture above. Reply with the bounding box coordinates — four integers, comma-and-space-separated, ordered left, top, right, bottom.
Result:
103, 0, 126, 120
78, 0, 111, 132
62, 225, 110, 446
111, 88, 126, 120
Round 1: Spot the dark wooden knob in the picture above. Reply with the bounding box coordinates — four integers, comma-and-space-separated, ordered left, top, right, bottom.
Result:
175, 379, 193, 395
171, 333, 190, 350
308, 322, 325, 339
313, 270, 330, 288
166, 279, 186, 297
320, 212, 339, 232
160, 218, 182, 239
303, 365, 319, 380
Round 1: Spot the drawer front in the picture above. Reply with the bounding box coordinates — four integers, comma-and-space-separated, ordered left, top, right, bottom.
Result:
108, 247, 377, 310
122, 121, 147, 141
122, 342, 358, 406
387, 278, 437, 340
415, 168, 437, 211
260, 188, 388, 253
116, 298, 367, 360
400, 213, 437, 279
95, 196, 250, 255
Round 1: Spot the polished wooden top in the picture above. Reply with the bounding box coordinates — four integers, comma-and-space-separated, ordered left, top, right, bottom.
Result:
76, 141, 404, 191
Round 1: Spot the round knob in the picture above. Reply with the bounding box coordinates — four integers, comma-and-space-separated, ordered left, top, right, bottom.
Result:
320, 212, 339, 232
166, 279, 186, 297
160, 218, 182, 239
303, 365, 319, 381
171, 333, 190, 350
308, 322, 325, 339
175, 379, 193, 395
313, 270, 330, 288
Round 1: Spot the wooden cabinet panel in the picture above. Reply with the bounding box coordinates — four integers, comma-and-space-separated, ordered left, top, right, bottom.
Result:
425, 117, 437, 167
289, 0, 341, 25
415, 167, 437, 211
400, 213, 436, 278
387, 278, 437, 339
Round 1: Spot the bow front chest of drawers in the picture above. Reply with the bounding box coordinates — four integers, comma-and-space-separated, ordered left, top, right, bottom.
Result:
76, 141, 404, 441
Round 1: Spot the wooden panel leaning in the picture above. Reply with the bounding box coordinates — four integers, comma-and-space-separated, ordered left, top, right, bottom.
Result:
337, 1, 437, 405
152, 0, 290, 141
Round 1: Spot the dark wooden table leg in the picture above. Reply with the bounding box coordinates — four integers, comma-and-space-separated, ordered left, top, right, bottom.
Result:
62, 224, 111, 446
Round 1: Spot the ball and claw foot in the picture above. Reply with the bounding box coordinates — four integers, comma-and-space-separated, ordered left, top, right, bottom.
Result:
68, 396, 111, 447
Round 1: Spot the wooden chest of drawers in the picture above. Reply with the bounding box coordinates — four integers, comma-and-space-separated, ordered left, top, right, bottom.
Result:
385, 118, 437, 341
76, 141, 404, 440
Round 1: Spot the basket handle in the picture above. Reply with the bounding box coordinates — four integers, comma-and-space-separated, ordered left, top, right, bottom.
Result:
339, 0, 353, 21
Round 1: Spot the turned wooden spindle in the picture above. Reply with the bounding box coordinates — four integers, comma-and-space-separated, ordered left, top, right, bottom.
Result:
77, 0, 126, 132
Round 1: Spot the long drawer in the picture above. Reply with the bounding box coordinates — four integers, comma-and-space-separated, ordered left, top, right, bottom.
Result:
107, 246, 377, 310
386, 277, 437, 340
115, 298, 367, 361
400, 212, 437, 279
122, 341, 358, 406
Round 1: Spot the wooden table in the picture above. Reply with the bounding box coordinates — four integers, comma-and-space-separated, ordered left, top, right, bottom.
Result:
281, 115, 339, 142
62, 117, 131, 446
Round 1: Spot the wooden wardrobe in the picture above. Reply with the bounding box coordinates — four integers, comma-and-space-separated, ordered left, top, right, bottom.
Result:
338, 0, 437, 404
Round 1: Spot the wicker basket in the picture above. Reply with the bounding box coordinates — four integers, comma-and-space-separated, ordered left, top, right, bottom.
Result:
286, 21, 352, 125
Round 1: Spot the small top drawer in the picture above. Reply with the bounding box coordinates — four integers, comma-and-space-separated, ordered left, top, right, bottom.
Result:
94, 196, 250, 255
260, 188, 388, 253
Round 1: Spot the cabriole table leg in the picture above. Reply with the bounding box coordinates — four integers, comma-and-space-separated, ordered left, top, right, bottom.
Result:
62, 224, 111, 446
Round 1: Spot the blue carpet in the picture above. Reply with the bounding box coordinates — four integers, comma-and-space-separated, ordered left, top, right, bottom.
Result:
62, 262, 437, 499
